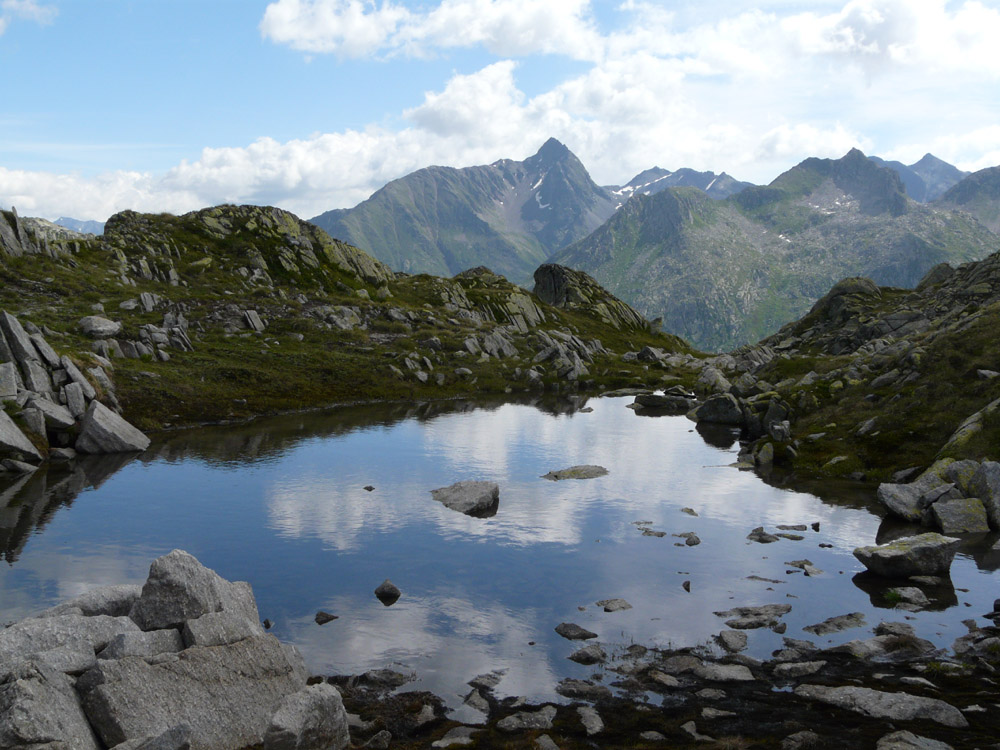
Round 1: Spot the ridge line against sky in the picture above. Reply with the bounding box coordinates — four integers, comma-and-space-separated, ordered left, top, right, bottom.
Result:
0, 0, 998, 221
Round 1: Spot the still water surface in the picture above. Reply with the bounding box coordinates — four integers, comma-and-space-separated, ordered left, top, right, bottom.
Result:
1, 396, 998, 708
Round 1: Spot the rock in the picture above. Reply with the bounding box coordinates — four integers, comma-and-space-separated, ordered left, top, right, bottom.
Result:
431, 726, 480, 748
680, 721, 713, 742
701, 707, 736, 719
577, 705, 603, 735
773, 661, 826, 679
315, 611, 338, 625
595, 598, 631, 612
99, 630, 185, 661
568, 644, 606, 665
64, 380, 87, 418
27, 396, 76, 430
463, 688, 489, 714
41, 583, 142, 618
115, 725, 193, 750
0, 408, 42, 461
430, 480, 499, 517
968, 461, 1000, 528
555, 622, 597, 640
782, 730, 824, 750
62, 355, 98, 400
541, 465, 608, 480
692, 663, 755, 682
556, 678, 611, 701
694, 393, 744, 425
853, 533, 962, 578
374, 579, 401, 605
29, 332, 61, 368
0, 361, 17, 399
244, 310, 266, 332
497, 705, 556, 732
887, 587, 930, 609
648, 670, 680, 689
79, 633, 308, 749
877, 483, 928, 523
262, 683, 349, 750
535, 735, 559, 750
0, 613, 140, 677
793, 684, 967, 728
76, 401, 151, 454
640, 730, 667, 741
716, 630, 748, 653
79, 315, 123, 338
129, 549, 259, 631
673, 532, 701, 546
746, 526, 779, 543
876, 730, 954, 749
182, 610, 263, 648
803, 612, 866, 635
0, 661, 101, 750
714, 604, 791, 629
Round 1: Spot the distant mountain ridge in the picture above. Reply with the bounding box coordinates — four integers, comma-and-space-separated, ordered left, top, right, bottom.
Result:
869, 153, 968, 202
607, 166, 752, 204
54, 216, 105, 235
554, 148, 1000, 351
937, 166, 1000, 233
310, 138, 617, 284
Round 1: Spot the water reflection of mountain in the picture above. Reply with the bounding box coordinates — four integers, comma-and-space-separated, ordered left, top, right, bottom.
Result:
0, 455, 137, 563
142, 396, 590, 466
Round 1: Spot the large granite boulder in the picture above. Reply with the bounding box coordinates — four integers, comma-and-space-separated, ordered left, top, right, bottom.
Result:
75, 400, 151, 454
129, 549, 259, 631
0, 408, 42, 461
78, 315, 123, 339
430, 480, 500, 517
853, 533, 962, 578
968, 461, 1000, 529
79, 635, 307, 749
0, 661, 101, 750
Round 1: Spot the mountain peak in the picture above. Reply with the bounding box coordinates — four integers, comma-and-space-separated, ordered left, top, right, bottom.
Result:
535, 137, 571, 163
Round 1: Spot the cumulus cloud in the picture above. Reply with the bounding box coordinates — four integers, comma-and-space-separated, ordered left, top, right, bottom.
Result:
260, 0, 602, 60
0, 0, 55, 34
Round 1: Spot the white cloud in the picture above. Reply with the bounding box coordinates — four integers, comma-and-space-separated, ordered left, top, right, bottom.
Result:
0, 0, 56, 30
261, 0, 602, 60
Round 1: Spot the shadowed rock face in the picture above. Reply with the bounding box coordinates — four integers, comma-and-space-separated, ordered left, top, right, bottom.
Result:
532, 263, 652, 333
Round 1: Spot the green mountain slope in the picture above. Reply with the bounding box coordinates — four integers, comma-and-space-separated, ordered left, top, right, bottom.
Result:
554, 149, 999, 351
937, 166, 1000, 233
309, 138, 617, 285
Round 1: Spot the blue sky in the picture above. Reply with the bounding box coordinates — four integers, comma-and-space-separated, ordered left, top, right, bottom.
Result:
1, 0, 999, 220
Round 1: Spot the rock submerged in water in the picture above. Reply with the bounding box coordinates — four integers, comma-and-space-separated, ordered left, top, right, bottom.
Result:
541, 465, 608, 481
430, 480, 500, 517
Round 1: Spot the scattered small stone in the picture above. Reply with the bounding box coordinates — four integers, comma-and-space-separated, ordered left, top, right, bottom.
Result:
640, 730, 666, 741
374, 580, 401, 606
556, 678, 612, 701
773, 661, 827, 679
696, 688, 726, 700
680, 721, 713, 742
747, 575, 784, 584
716, 630, 748, 653
314, 611, 338, 625
714, 604, 791, 629
777, 524, 808, 531
701, 707, 736, 719
577, 705, 603, 736
648, 671, 680, 689
364, 730, 393, 749
555, 623, 597, 641
747, 527, 779, 543
363, 485, 375, 492
803, 612, 865, 635
534, 734, 560, 750
777, 533, 805, 541
811, 522, 820, 532
682, 580, 691, 593
875, 730, 954, 750
641, 528, 667, 537
431, 726, 481, 748
262, 619, 272, 629
497, 705, 557, 732
785, 559, 824, 576
673, 532, 701, 546
568, 644, 606, 665
681, 508, 699, 516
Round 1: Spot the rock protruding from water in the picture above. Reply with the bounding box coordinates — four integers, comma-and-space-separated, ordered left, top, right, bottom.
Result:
541, 465, 608, 481
76, 401, 152, 454
0, 550, 325, 750
853, 533, 962, 578
430, 480, 500, 517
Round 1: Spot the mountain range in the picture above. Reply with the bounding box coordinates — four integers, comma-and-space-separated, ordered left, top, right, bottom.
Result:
307, 140, 1000, 351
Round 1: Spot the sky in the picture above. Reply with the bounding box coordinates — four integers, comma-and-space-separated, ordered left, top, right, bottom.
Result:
1, 0, 999, 222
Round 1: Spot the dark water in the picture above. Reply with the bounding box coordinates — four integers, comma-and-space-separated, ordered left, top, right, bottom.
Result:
1, 396, 998, 710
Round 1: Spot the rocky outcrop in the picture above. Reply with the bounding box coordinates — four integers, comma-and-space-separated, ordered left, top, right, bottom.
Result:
0, 550, 336, 750
533, 263, 654, 333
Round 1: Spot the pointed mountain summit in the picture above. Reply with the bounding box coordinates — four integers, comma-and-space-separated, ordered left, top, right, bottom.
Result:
309, 139, 616, 284
870, 153, 968, 202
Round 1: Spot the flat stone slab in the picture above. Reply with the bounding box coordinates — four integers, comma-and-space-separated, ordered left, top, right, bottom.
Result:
541, 465, 608, 480
693, 663, 755, 682
555, 622, 597, 640
794, 684, 967, 728
854, 533, 962, 578
430, 480, 499, 517
567, 644, 606, 665
803, 612, 866, 636
713, 604, 791, 630
76, 401, 151, 454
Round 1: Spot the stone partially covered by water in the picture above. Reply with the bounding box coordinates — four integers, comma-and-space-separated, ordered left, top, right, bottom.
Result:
430, 480, 500, 517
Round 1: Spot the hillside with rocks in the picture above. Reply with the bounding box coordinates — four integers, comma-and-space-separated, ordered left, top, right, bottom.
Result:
937, 165, 1000, 234
309, 138, 618, 285
0, 202, 687, 461
554, 149, 999, 351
